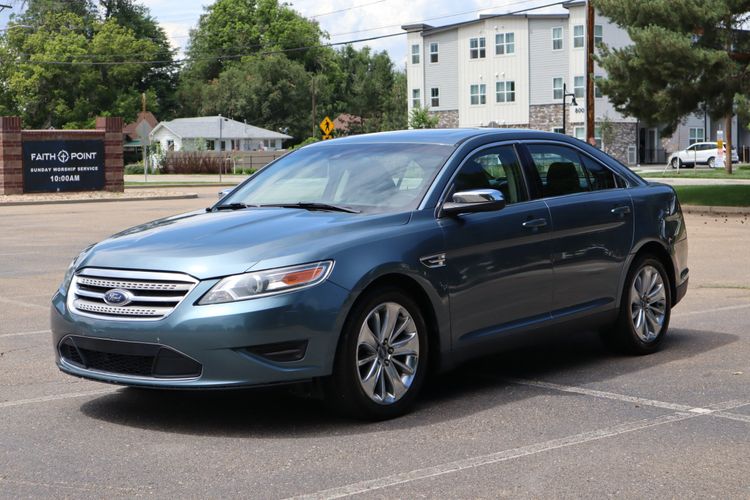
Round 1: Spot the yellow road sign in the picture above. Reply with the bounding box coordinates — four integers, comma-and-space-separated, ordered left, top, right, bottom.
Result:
320, 116, 334, 136
322, 134, 332, 141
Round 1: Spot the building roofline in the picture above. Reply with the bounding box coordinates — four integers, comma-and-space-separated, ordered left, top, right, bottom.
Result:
414, 11, 569, 36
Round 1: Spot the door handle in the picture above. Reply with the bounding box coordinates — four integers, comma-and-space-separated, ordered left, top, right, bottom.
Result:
522, 218, 548, 229
611, 205, 631, 216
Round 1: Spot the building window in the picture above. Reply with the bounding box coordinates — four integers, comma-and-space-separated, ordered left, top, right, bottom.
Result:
495, 32, 515, 55
689, 127, 705, 145
595, 76, 604, 98
411, 88, 421, 108
573, 25, 584, 48
411, 44, 420, 64
431, 87, 440, 107
470, 84, 486, 105
574, 76, 585, 99
469, 37, 486, 59
553, 77, 564, 99
552, 127, 565, 134
576, 126, 603, 147
552, 27, 563, 50
496, 81, 516, 103
595, 25, 603, 45
429, 42, 439, 63
206, 139, 215, 150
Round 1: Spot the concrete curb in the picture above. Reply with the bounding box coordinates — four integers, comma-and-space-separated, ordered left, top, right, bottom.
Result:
682, 205, 750, 216
125, 183, 237, 189
0, 193, 199, 207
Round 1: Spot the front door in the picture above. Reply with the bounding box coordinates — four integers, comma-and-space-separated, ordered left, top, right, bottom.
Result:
440, 144, 554, 346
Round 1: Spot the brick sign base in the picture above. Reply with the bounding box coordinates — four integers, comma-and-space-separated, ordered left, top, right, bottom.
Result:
0, 116, 124, 195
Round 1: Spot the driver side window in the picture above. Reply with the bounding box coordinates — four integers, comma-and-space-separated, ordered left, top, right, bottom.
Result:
452, 146, 528, 204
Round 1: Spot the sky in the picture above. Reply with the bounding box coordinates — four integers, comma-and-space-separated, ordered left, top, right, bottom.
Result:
1, 0, 568, 65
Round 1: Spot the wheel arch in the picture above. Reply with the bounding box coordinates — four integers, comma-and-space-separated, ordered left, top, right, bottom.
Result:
341, 272, 446, 375
626, 241, 677, 307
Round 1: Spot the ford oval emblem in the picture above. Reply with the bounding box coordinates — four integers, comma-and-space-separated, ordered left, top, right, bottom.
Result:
103, 289, 133, 307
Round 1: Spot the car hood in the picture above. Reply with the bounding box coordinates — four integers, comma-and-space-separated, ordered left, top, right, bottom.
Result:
79, 208, 411, 279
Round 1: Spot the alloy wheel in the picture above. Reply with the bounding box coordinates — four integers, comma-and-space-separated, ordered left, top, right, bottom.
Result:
356, 302, 419, 405
630, 265, 667, 343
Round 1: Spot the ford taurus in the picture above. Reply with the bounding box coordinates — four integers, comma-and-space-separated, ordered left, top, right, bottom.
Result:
52, 129, 689, 419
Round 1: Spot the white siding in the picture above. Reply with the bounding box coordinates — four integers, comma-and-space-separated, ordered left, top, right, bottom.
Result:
423, 30, 459, 111
529, 17, 569, 105
457, 17, 530, 127
406, 31, 425, 117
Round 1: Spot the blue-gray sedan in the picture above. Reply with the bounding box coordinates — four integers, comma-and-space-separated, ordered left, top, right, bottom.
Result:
51, 129, 688, 419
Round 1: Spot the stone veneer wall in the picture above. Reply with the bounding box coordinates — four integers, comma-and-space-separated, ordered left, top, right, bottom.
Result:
529, 104, 569, 133
603, 122, 637, 166
429, 110, 459, 128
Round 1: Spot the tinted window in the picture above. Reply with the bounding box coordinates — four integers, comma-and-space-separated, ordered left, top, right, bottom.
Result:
452, 146, 527, 204
225, 143, 454, 213
527, 144, 617, 197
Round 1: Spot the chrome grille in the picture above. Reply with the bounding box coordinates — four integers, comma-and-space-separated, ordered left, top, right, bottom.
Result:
68, 268, 198, 321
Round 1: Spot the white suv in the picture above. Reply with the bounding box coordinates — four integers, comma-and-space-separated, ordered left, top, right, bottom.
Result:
668, 142, 739, 169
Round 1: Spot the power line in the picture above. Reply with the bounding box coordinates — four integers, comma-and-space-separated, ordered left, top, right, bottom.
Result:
308, 0, 387, 19
6, 0, 569, 66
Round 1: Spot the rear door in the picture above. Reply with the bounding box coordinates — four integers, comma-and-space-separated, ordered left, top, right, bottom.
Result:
440, 143, 554, 345
522, 142, 634, 317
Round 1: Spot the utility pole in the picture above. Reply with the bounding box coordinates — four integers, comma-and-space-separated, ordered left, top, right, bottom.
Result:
311, 75, 317, 139
585, 0, 596, 146
724, 14, 733, 174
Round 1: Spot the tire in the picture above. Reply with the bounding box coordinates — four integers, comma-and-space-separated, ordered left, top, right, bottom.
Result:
707, 157, 715, 169
325, 287, 429, 420
603, 256, 672, 355
670, 157, 681, 169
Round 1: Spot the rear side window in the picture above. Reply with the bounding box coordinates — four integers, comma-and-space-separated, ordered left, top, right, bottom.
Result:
452, 146, 528, 204
527, 144, 618, 197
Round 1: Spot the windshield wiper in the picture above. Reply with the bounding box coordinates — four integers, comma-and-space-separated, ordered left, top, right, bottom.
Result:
208, 202, 255, 212
260, 202, 360, 214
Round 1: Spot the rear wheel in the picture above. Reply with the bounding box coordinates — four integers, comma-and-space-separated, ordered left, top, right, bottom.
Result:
326, 287, 428, 420
604, 256, 671, 354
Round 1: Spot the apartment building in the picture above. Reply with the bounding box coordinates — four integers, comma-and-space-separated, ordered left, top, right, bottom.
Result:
403, 0, 747, 165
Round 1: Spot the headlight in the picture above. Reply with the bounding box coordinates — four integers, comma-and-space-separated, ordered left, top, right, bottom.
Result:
58, 245, 94, 295
198, 261, 334, 305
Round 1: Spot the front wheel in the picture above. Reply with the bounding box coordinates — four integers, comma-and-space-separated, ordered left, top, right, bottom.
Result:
326, 288, 428, 420
670, 157, 681, 169
707, 157, 716, 169
603, 256, 671, 355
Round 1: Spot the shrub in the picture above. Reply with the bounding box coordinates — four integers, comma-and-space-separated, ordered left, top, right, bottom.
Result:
124, 163, 144, 175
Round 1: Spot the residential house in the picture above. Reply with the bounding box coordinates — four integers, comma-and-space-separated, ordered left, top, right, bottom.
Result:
150, 116, 292, 153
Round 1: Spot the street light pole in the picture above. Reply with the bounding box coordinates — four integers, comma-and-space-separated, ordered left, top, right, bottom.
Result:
218, 115, 223, 183
561, 83, 578, 135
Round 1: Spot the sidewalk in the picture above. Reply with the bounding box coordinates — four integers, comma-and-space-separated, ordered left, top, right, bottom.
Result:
125, 174, 248, 185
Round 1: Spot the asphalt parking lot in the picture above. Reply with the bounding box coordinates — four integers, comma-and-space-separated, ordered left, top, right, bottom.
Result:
1, 187, 748, 498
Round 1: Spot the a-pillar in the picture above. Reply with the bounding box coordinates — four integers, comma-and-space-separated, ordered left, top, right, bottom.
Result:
0, 116, 23, 195
96, 116, 124, 192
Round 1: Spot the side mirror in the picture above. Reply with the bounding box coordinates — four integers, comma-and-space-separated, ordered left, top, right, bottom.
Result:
218, 188, 232, 199
441, 189, 506, 217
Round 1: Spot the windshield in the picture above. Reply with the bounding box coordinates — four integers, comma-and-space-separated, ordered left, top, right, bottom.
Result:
221, 142, 454, 213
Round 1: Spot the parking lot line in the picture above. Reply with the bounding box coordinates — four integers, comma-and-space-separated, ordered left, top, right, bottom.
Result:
0, 329, 50, 339
288, 413, 698, 500
0, 295, 48, 310
0, 388, 117, 409
676, 303, 750, 317
503, 377, 703, 412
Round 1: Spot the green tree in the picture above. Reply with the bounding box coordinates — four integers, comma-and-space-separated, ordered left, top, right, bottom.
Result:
0, 6, 171, 128
198, 54, 312, 141
409, 105, 439, 129
594, 0, 746, 172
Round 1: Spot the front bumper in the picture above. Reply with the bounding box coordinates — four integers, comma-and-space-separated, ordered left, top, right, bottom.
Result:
51, 279, 351, 388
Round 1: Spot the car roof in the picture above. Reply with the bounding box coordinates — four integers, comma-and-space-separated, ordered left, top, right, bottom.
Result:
308, 128, 573, 147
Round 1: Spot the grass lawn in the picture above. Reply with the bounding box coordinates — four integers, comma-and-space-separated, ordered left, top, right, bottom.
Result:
674, 185, 750, 206
642, 165, 750, 179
